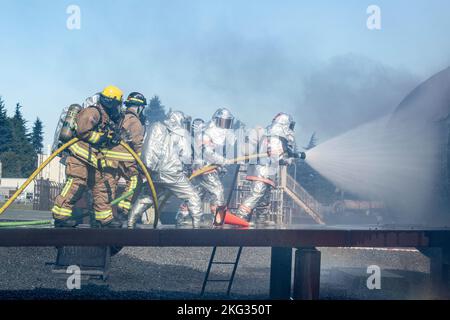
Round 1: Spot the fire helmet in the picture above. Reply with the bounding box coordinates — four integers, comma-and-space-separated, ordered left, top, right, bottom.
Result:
99, 85, 123, 121
212, 108, 234, 129
165, 110, 191, 132
272, 112, 295, 130
124, 92, 147, 108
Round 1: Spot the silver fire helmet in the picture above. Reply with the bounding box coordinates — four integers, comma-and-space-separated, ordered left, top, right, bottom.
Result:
212, 108, 234, 129
272, 112, 296, 130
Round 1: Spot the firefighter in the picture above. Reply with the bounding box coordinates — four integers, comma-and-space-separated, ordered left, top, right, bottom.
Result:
175, 118, 206, 226
127, 111, 206, 228
51, 85, 125, 228
185, 108, 236, 225
236, 113, 305, 226
114, 92, 147, 215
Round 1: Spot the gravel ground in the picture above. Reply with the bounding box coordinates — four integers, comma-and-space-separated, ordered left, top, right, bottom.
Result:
0, 245, 445, 300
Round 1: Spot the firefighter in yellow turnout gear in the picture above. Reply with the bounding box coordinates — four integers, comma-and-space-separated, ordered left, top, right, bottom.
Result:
52, 85, 125, 228
114, 92, 147, 215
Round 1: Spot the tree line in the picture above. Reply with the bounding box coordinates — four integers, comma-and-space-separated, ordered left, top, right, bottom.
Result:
0, 94, 169, 179
0, 93, 314, 179
0, 97, 43, 178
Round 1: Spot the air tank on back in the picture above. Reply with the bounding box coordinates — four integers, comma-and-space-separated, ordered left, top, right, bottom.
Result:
60, 104, 82, 142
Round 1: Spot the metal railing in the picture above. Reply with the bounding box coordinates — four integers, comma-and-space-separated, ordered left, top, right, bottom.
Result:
284, 174, 324, 223
33, 179, 63, 211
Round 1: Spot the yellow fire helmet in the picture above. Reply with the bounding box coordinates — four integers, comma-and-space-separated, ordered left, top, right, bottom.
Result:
101, 85, 123, 102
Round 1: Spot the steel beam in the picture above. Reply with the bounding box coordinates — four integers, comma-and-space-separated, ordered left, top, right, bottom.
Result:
0, 227, 448, 248
270, 247, 292, 299
420, 247, 450, 297
293, 247, 321, 300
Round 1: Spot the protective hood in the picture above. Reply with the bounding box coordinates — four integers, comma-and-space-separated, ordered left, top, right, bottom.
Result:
268, 113, 296, 140
164, 111, 190, 136
267, 122, 295, 141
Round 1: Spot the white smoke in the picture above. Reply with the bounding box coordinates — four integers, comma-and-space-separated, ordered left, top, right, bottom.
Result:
306, 67, 450, 225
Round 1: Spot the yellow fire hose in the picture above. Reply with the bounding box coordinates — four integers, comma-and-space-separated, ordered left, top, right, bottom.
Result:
156, 152, 269, 210
0, 138, 159, 228
112, 152, 270, 209
189, 153, 268, 179
118, 141, 159, 227
0, 138, 79, 216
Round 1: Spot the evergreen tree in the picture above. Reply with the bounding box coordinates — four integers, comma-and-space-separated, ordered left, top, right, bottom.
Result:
31, 117, 44, 154
0, 97, 12, 154
0, 152, 22, 178
144, 95, 167, 124
9, 103, 35, 177
304, 132, 318, 150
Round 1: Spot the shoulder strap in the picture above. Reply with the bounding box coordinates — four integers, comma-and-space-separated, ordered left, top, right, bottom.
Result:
90, 105, 104, 131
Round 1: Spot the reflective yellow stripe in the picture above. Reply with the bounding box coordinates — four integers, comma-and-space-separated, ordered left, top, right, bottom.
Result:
117, 176, 137, 210
118, 200, 131, 210
53, 206, 72, 214
95, 210, 113, 220
88, 131, 103, 144
69, 143, 98, 168
100, 149, 135, 161
51, 205, 72, 217
100, 159, 116, 168
129, 175, 138, 191
61, 178, 73, 197
127, 97, 145, 104
69, 144, 87, 158
88, 132, 97, 143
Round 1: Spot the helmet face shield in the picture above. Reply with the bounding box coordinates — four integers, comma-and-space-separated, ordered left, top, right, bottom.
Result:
212, 107, 234, 129
184, 116, 192, 132
289, 121, 296, 130
215, 117, 233, 129
100, 95, 122, 120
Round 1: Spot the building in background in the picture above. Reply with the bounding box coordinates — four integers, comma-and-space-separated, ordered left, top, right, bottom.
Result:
0, 178, 35, 202
0, 149, 65, 203
36, 152, 65, 184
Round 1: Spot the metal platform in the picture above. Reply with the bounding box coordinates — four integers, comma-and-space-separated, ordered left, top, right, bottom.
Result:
0, 224, 449, 299
0, 224, 449, 247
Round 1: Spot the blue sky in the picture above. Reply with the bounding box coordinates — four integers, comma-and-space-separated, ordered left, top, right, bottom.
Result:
0, 0, 449, 149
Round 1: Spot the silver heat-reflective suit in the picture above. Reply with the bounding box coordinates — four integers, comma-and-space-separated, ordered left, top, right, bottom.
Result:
176, 120, 237, 225
236, 118, 298, 224
193, 121, 236, 208
127, 117, 203, 228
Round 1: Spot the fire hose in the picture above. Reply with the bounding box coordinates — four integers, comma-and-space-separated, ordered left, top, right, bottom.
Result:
132, 152, 270, 214
0, 220, 52, 228
0, 138, 159, 228
111, 152, 269, 208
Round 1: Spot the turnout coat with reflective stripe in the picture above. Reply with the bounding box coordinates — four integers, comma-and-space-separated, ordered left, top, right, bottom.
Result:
67, 105, 128, 168
112, 109, 145, 162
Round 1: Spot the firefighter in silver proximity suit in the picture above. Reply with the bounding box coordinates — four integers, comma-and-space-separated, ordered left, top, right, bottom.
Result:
175, 118, 207, 226
236, 113, 305, 225
127, 111, 204, 228
187, 108, 236, 225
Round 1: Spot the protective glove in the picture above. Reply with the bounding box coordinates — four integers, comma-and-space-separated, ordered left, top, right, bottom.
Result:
106, 129, 122, 146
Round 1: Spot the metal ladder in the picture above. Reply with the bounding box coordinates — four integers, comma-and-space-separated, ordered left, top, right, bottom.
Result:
201, 246, 243, 296
201, 165, 243, 296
